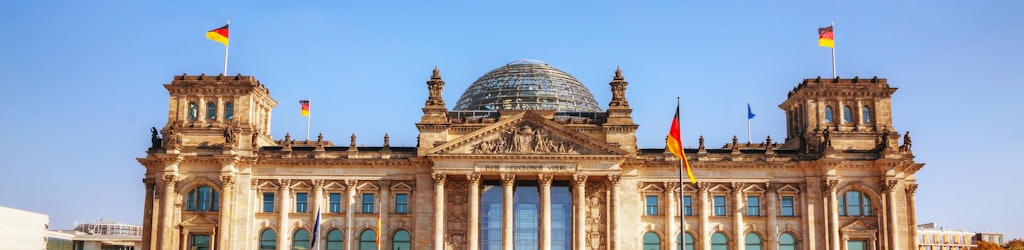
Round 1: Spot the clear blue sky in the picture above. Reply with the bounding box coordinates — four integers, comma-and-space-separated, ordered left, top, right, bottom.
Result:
1, 1, 1021, 238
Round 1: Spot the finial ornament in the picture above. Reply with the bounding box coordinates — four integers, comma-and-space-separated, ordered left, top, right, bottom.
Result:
349, 133, 358, 151
425, 66, 446, 107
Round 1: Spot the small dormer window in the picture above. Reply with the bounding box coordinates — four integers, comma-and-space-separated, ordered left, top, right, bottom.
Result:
843, 106, 853, 123
824, 106, 834, 123
187, 102, 198, 120
206, 102, 217, 120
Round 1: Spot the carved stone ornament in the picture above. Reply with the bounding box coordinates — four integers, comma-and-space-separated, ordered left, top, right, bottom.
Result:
572, 174, 588, 185
445, 180, 469, 250
823, 179, 839, 192
585, 180, 608, 250
467, 173, 481, 185
905, 183, 919, 195
538, 174, 553, 186
500, 174, 516, 186
432, 173, 447, 185
220, 175, 236, 187
471, 124, 580, 154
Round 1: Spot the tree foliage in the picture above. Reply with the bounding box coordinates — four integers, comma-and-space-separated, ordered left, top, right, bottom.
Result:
977, 240, 1006, 250
1006, 238, 1024, 250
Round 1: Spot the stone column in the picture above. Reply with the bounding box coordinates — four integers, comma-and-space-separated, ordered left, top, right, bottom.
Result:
800, 183, 814, 249
216, 96, 224, 122
278, 179, 292, 250
180, 229, 189, 250
432, 174, 447, 250
665, 182, 678, 250
824, 180, 839, 250
539, 174, 553, 250
198, 95, 206, 122
766, 184, 779, 250
379, 180, 391, 249
160, 174, 178, 250
698, 183, 711, 250
218, 175, 235, 249
468, 174, 482, 250
142, 178, 155, 250
571, 174, 587, 250
346, 179, 358, 250
501, 174, 515, 250
906, 184, 919, 250
732, 183, 745, 250
607, 175, 621, 250
884, 180, 900, 250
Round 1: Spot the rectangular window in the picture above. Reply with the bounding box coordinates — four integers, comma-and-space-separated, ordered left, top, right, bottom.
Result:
683, 195, 693, 216
191, 234, 211, 250
645, 195, 658, 215
362, 193, 375, 213
262, 192, 275, 213
295, 193, 308, 213
780, 196, 795, 216
395, 194, 409, 214
329, 193, 341, 213
713, 196, 726, 216
747, 196, 760, 216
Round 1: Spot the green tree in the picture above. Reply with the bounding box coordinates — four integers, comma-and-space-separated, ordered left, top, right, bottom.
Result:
977, 240, 1006, 250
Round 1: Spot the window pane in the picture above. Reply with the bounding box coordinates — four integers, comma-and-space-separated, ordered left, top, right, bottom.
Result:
293, 229, 311, 250
847, 192, 862, 216
330, 193, 342, 213
188, 102, 198, 120
206, 102, 217, 120
646, 195, 658, 215
847, 240, 867, 250
779, 233, 796, 250
187, 189, 197, 211
362, 194, 375, 213
359, 230, 377, 250
643, 232, 660, 250
781, 196, 794, 216
714, 196, 726, 216
197, 186, 211, 211
393, 230, 411, 250
824, 106, 834, 123
711, 233, 728, 250
296, 193, 308, 213
747, 196, 760, 216
843, 106, 853, 123
745, 233, 762, 250
264, 192, 275, 213
396, 194, 408, 214
192, 234, 211, 250
225, 102, 234, 120
326, 229, 343, 250
260, 229, 277, 250
481, 185, 503, 250
861, 106, 871, 122
513, 184, 539, 249
683, 195, 692, 216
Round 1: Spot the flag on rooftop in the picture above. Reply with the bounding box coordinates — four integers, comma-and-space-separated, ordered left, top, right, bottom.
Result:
818, 25, 834, 48
300, 100, 310, 117
667, 106, 696, 183
206, 24, 229, 46
748, 103, 756, 120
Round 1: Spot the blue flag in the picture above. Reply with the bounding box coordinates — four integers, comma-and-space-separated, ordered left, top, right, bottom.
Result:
747, 103, 756, 119
311, 207, 321, 248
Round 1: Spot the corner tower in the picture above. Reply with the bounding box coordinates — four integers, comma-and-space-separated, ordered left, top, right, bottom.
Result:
779, 76, 898, 152
160, 73, 278, 152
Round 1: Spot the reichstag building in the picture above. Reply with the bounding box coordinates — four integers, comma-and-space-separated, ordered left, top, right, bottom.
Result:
138, 60, 923, 250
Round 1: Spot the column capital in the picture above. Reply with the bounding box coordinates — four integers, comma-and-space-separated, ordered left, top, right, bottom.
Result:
823, 179, 839, 192
905, 183, 919, 196
344, 179, 359, 189
606, 174, 621, 186
220, 175, 236, 188
500, 174, 516, 186
538, 174, 553, 186
278, 179, 292, 190
881, 179, 899, 192
663, 182, 678, 194
143, 178, 156, 189
731, 182, 745, 194
378, 179, 391, 190
162, 174, 178, 186
698, 182, 712, 192
312, 179, 325, 190
571, 173, 588, 185
467, 173, 482, 185
432, 173, 447, 185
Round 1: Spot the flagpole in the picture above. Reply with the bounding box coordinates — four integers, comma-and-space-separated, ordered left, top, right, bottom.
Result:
831, 21, 836, 78
676, 97, 689, 250
306, 98, 311, 141
223, 20, 229, 76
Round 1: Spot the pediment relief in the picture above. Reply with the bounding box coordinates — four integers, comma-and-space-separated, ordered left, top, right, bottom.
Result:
180, 214, 217, 227
427, 112, 627, 156
840, 220, 877, 232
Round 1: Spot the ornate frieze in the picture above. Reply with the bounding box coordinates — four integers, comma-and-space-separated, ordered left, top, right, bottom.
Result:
445, 180, 468, 250
472, 125, 582, 154
585, 180, 608, 250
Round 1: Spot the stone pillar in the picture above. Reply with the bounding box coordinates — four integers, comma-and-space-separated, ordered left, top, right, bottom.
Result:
539, 174, 553, 250
766, 184, 779, 250
468, 174, 482, 250
198, 95, 206, 122
501, 174, 515, 250
345, 179, 358, 250
160, 174, 178, 250
884, 180, 900, 250
571, 174, 587, 250
180, 229, 189, 250
732, 183, 745, 250
665, 182, 678, 250
698, 183, 711, 250
825, 180, 839, 250
433, 174, 447, 250
218, 175, 235, 249
906, 184, 919, 250
608, 175, 621, 250
379, 180, 391, 249
278, 179, 292, 250
800, 183, 815, 249
142, 178, 155, 250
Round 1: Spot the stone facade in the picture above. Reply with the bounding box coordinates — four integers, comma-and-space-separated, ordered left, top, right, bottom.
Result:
138, 68, 923, 250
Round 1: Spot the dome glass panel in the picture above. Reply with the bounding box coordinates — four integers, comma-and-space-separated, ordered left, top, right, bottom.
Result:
454, 60, 601, 112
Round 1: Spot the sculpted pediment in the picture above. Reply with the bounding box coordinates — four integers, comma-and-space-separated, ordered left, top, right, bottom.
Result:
180, 214, 218, 227
427, 112, 627, 156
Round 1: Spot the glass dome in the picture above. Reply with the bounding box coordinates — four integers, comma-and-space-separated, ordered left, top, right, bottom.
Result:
453, 60, 601, 112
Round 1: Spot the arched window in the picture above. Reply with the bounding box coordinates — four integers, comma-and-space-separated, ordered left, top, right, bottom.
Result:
838, 191, 872, 216
842, 106, 853, 123
745, 233, 763, 250
325, 229, 343, 250
861, 106, 871, 123
393, 230, 411, 250
824, 106, 834, 123
642, 232, 660, 250
779, 233, 797, 250
186, 186, 219, 211
259, 229, 277, 250
678, 232, 695, 250
359, 230, 377, 250
293, 229, 311, 250
187, 102, 199, 120
225, 102, 234, 120
206, 102, 217, 120
711, 233, 728, 250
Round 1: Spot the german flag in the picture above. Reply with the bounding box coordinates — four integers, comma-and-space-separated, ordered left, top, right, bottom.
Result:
667, 106, 696, 183
206, 24, 229, 46
300, 100, 310, 117
818, 25, 834, 48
